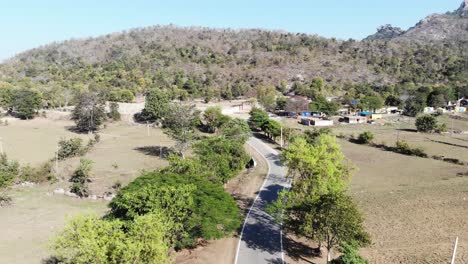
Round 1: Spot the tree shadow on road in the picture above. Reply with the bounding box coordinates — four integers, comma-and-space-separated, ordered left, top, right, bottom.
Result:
238, 184, 287, 254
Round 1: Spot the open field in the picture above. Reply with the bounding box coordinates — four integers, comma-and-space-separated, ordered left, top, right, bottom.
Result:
339, 130, 468, 263
58, 122, 175, 195
0, 185, 107, 263
0, 117, 92, 165
276, 114, 468, 263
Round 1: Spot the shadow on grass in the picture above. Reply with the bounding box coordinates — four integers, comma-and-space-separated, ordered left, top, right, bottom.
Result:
429, 139, 468, 149
41, 256, 61, 264
396, 128, 418, 133
134, 146, 173, 158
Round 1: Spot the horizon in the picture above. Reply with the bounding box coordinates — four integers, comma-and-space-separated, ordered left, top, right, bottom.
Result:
0, 0, 463, 61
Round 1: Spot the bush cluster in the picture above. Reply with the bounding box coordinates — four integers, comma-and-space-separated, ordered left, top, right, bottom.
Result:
394, 140, 428, 158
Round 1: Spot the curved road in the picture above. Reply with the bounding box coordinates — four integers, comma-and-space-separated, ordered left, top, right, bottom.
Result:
235, 137, 289, 264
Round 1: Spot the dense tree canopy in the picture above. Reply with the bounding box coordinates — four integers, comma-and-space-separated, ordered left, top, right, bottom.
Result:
109, 171, 241, 248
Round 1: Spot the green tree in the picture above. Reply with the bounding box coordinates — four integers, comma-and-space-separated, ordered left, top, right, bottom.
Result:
337, 243, 369, 264
256, 85, 277, 111
72, 92, 107, 132
427, 93, 446, 108
219, 118, 251, 142
162, 103, 200, 157
109, 172, 241, 248
203, 106, 231, 133
70, 159, 93, 197
283, 135, 349, 198
306, 193, 370, 263
261, 119, 282, 140
0, 154, 19, 189
0, 83, 14, 108
384, 95, 402, 107
357, 131, 374, 144
404, 96, 426, 117
361, 96, 383, 112
193, 137, 250, 183
140, 89, 170, 121
57, 138, 84, 160
309, 95, 339, 116
311, 77, 325, 92
51, 213, 173, 264
249, 107, 269, 128
108, 102, 121, 121
11, 89, 42, 119
118, 89, 135, 103
275, 96, 287, 110
415, 114, 438, 133
51, 215, 126, 264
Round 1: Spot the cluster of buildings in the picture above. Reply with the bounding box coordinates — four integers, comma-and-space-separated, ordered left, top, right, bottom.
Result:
275, 96, 467, 128
424, 98, 467, 114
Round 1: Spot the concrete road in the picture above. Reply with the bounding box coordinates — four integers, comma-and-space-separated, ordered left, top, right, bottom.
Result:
235, 137, 289, 264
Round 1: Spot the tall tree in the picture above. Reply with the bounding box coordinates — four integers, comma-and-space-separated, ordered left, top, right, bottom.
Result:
256, 85, 277, 111
162, 103, 200, 157
203, 106, 230, 133
11, 89, 42, 119
140, 89, 171, 122
72, 92, 107, 132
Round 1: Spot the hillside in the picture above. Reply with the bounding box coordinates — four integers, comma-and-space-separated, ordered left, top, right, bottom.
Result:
0, 2, 466, 104
366, 1, 468, 43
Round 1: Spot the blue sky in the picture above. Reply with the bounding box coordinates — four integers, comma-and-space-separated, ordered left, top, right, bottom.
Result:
0, 0, 462, 61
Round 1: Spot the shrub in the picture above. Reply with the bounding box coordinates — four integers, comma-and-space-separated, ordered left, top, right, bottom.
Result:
19, 161, 54, 183
58, 138, 84, 160
395, 140, 427, 157
108, 102, 121, 121
415, 114, 437, 133
357, 131, 374, 144
0, 154, 19, 188
70, 159, 93, 197
334, 243, 368, 264
203, 106, 230, 133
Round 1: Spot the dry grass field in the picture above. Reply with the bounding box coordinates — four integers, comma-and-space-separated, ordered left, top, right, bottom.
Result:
0, 185, 107, 264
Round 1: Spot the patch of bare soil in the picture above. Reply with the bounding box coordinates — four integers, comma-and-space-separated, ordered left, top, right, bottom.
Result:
174, 144, 268, 264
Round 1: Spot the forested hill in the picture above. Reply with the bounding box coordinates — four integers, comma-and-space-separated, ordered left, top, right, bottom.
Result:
0, 1, 467, 103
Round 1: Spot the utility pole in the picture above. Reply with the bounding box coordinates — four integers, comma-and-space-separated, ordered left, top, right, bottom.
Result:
280, 126, 283, 148
451, 117, 454, 137
147, 121, 150, 137
451, 237, 458, 264
55, 144, 59, 174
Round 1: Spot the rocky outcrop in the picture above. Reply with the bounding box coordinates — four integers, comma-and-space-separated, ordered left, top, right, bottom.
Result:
364, 24, 404, 41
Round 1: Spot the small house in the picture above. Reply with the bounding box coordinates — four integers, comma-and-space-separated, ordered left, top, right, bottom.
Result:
370, 113, 383, 120
455, 107, 466, 113
301, 118, 333, 127
343, 116, 367, 124
424, 107, 435, 113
